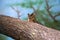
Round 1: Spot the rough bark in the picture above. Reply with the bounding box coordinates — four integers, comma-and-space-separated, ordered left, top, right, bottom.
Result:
0, 15, 60, 40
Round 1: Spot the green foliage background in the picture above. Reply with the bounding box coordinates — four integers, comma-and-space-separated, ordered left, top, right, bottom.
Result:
10, 0, 60, 30
0, 0, 60, 40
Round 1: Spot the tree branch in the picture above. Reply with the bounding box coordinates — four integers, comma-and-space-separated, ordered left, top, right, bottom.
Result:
0, 15, 60, 40
54, 13, 60, 18
10, 6, 21, 19
45, 0, 57, 22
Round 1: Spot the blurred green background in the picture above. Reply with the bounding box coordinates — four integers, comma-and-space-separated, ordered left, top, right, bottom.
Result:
0, 0, 60, 40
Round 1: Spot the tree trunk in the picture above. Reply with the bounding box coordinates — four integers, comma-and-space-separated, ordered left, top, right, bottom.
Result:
0, 15, 60, 40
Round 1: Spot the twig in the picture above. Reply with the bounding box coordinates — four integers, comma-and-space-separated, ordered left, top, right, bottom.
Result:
54, 13, 60, 18
10, 6, 21, 19
45, 0, 57, 22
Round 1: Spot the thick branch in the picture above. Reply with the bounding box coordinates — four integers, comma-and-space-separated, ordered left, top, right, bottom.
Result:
0, 15, 60, 40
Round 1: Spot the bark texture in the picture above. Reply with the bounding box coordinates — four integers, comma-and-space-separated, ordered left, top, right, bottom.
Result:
0, 15, 60, 40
